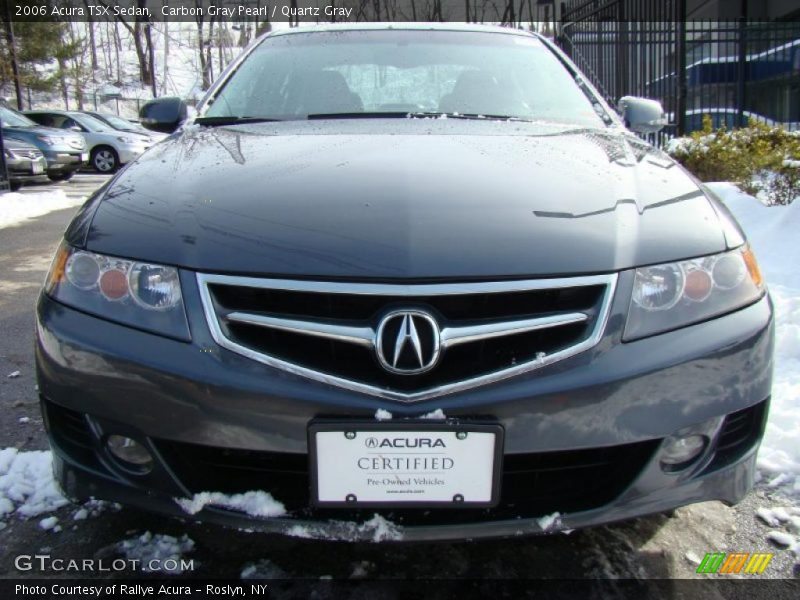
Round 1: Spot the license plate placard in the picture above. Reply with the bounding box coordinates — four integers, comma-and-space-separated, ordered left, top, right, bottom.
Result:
31, 162, 44, 175
309, 422, 503, 508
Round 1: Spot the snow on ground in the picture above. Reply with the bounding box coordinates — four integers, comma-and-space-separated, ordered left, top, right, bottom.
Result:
710, 182, 800, 559
709, 182, 800, 496
240, 559, 287, 579
0, 448, 116, 530
0, 449, 70, 521
117, 532, 196, 574
0, 190, 86, 230
175, 490, 286, 518
38, 516, 60, 531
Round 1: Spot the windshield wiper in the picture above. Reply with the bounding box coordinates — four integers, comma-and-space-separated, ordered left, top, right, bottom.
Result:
307, 111, 533, 122
307, 112, 410, 120
194, 116, 283, 126
411, 112, 534, 122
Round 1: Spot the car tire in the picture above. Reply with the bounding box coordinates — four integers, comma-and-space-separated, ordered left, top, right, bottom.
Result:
9, 180, 22, 191
47, 171, 75, 182
91, 146, 119, 173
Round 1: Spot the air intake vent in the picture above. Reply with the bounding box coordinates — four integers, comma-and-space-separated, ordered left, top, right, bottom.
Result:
41, 398, 101, 469
705, 400, 768, 472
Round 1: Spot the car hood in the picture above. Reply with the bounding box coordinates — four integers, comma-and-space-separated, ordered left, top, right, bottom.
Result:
4, 138, 40, 152
4, 125, 84, 147
75, 120, 733, 279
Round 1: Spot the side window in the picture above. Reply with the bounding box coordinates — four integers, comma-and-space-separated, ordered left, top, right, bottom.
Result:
211, 54, 289, 117
47, 115, 66, 128
30, 113, 51, 127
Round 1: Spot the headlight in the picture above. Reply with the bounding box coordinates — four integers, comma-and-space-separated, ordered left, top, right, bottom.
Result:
624, 246, 765, 340
3, 148, 16, 159
117, 136, 136, 144
44, 243, 190, 340
36, 135, 55, 146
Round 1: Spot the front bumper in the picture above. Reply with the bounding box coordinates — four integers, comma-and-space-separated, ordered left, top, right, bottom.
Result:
6, 155, 47, 180
49, 438, 759, 541
43, 149, 86, 172
35, 273, 774, 541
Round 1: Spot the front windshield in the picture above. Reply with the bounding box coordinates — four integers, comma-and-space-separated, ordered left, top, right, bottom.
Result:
73, 113, 112, 132
204, 30, 605, 126
102, 114, 135, 130
0, 106, 37, 128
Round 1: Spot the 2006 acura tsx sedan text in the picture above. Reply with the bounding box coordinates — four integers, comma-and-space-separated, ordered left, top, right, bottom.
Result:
36, 24, 774, 542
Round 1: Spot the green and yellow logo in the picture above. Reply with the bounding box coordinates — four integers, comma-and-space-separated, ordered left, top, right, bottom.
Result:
696, 552, 774, 574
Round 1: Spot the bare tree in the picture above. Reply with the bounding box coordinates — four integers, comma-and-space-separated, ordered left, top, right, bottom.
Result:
82, 1, 98, 74
97, 0, 155, 89
194, 2, 217, 90
161, 19, 169, 96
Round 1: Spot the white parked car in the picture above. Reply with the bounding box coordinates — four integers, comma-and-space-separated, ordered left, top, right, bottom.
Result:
24, 110, 153, 173
83, 111, 169, 143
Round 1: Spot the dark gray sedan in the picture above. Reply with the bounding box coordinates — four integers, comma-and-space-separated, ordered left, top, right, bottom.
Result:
36, 24, 773, 542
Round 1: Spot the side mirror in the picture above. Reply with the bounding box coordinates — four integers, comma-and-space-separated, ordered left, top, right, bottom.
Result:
69, 125, 83, 132
618, 96, 667, 134
140, 97, 188, 134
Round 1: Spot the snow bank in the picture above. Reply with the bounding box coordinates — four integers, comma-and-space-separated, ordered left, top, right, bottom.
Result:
710, 183, 800, 498
0, 449, 70, 520
0, 190, 85, 229
175, 490, 286, 518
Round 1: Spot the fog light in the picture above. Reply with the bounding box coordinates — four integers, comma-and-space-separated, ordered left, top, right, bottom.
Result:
107, 435, 153, 471
660, 434, 706, 470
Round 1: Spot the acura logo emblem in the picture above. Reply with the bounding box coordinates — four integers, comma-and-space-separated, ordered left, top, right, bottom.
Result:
375, 310, 441, 375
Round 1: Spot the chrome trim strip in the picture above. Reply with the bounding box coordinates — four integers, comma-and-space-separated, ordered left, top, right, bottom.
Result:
226, 312, 373, 347
226, 310, 588, 351
197, 273, 618, 403
440, 312, 589, 348
197, 273, 613, 296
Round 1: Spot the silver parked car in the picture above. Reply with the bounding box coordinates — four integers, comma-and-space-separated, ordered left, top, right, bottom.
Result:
24, 110, 152, 173
3, 138, 47, 190
83, 111, 169, 143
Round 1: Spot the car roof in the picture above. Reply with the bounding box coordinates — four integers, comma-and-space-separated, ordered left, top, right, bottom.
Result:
26, 109, 68, 115
268, 22, 539, 39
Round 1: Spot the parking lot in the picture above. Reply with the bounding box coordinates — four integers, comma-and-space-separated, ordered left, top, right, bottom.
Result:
0, 175, 797, 591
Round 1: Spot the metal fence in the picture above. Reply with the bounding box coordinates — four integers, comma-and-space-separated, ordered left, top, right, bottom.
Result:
556, 0, 800, 143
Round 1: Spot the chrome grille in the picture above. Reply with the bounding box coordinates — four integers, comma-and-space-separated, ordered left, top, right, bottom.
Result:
198, 274, 617, 402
